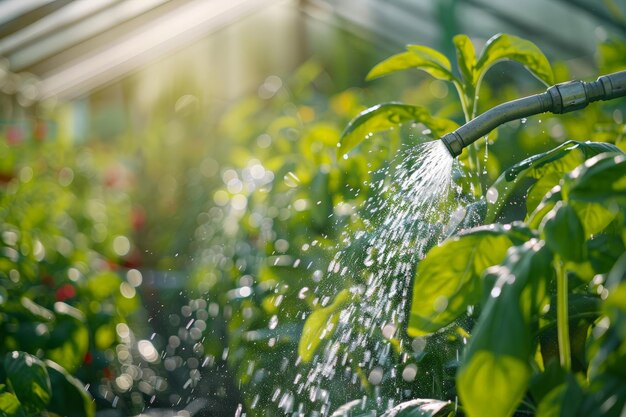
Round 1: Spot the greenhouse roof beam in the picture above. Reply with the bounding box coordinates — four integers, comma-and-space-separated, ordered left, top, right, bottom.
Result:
38, 0, 272, 100
7, 0, 171, 72
0, 0, 120, 57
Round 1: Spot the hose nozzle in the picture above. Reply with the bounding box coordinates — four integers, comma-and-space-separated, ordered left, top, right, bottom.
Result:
441, 70, 626, 158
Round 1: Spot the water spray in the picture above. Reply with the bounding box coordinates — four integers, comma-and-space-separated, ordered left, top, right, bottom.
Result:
441, 70, 626, 157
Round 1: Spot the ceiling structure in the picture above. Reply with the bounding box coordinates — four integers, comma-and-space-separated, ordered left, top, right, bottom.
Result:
0, 0, 624, 102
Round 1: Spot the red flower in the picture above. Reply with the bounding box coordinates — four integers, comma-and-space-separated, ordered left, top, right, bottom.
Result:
83, 351, 93, 365
55, 283, 76, 301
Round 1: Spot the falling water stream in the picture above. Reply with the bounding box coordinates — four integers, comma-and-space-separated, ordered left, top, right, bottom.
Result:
294, 139, 463, 415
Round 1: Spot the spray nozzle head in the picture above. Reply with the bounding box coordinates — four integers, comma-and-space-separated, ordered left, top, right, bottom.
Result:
441, 132, 464, 158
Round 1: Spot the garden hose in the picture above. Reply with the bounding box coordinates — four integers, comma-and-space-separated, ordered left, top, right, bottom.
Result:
441, 70, 626, 157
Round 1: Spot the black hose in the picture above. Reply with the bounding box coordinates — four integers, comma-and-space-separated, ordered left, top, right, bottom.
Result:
441, 70, 626, 157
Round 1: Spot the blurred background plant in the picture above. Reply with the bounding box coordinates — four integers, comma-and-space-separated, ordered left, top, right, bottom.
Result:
0, 1, 624, 416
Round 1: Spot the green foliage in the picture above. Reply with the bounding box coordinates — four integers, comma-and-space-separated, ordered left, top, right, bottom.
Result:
0, 139, 139, 415
299, 289, 352, 362
475, 33, 554, 86
408, 226, 521, 336
3, 352, 51, 415
458, 243, 551, 417
339, 103, 458, 156
326, 31, 626, 417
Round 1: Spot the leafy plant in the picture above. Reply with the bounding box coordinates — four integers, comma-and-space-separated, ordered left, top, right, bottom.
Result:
0, 139, 139, 416
321, 32, 626, 417
339, 33, 554, 197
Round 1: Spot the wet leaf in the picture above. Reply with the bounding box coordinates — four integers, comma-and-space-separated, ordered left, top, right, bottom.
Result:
476, 33, 554, 86
457, 243, 551, 417
381, 398, 454, 417
298, 289, 352, 362
540, 202, 586, 262
528, 189, 616, 239
567, 153, 626, 203
338, 103, 457, 156
408, 225, 528, 336
46, 360, 95, 417
453, 34, 476, 87
367, 46, 455, 82
4, 352, 51, 415
486, 140, 621, 223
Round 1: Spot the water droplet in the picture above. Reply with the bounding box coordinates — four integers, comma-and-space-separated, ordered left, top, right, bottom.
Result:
368, 367, 384, 385
402, 364, 417, 382
486, 187, 499, 204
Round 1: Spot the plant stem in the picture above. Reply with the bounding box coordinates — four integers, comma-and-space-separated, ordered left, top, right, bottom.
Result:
554, 256, 571, 371
452, 81, 483, 199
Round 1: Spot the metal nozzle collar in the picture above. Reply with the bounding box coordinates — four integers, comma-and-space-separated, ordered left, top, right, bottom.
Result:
441, 132, 464, 157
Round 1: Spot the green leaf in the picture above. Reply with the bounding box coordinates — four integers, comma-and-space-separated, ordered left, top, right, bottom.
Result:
475, 33, 554, 86
408, 224, 529, 336
486, 141, 622, 223
526, 172, 562, 215
298, 289, 352, 362
381, 399, 454, 417
453, 34, 476, 86
367, 46, 455, 82
457, 242, 551, 417
338, 103, 458, 156
45, 360, 95, 417
540, 202, 586, 262
567, 153, 626, 203
0, 390, 25, 417
4, 352, 51, 415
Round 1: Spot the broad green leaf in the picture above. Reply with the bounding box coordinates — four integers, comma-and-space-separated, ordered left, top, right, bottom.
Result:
475, 33, 554, 86
298, 289, 351, 362
540, 202, 586, 262
338, 103, 458, 156
457, 243, 551, 417
0, 391, 25, 417
453, 34, 476, 87
529, 193, 615, 240
486, 141, 622, 223
381, 399, 454, 417
570, 201, 616, 239
567, 153, 626, 203
367, 46, 455, 82
46, 360, 95, 417
408, 225, 528, 336
459, 352, 531, 417
4, 352, 51, 415
526, 172, 562, 215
